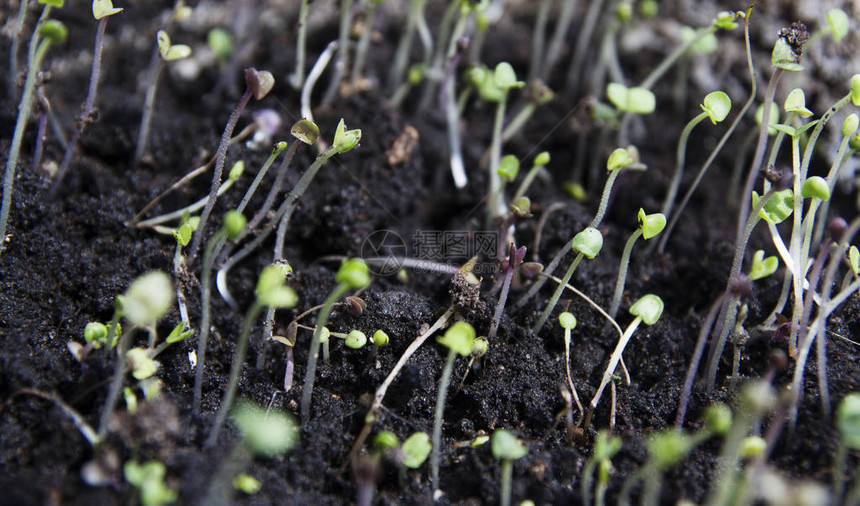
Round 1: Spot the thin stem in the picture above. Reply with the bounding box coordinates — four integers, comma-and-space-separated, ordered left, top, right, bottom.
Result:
9, 0, 30, 96
661, 112, 708, 219
1, 38, 53, 255
388, 0, 421, 94
188, 88, 253, 261
51, 17, 109, 196
563, 327, 584, 422
322, 0, 354, 106
132, 59, 165, 168
527, 0, 552, 84
542, 0, 578, 81
532, 254, 584, 333
431, 349, 458, 492
300, 284, 351, 423
31, 93, 49, 171
705, 185, 779, 390
135, 178, 239, 229
589, 317, 641, 416
500, 459, 513, 506
444, 63, 468, 189
98, 327, 133, 437
488, 267, 513, 341
288, 0, 310, 90
487, 92, 509, 227
566, 0, 608, 96
205, 301, 264, 447
351, 1, 379, 91
193, 230, 227, 415
512, 160, 542, 203
16, 388, 101, 446
301, 41, 338, 123
608, 229, 642, 321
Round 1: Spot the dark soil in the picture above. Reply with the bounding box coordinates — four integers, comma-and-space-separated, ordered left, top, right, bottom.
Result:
1, 1, 859, 505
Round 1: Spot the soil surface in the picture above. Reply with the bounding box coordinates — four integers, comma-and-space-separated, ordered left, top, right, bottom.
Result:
1, 1, 859, 505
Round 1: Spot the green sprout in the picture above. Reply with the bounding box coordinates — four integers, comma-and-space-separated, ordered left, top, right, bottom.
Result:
558, 312, 584, 422
606, 83, 656, 115
124, 460, 177, 506
834, 393, 860, 501
431, 321, 476, 492
608, 209, 666, 321
132, 30, 192, 168
1, 11, 66, 256
581, 430, 622, 506
300, 259, 370, 423
491, 429, 528, 506
401, 431, 432, 469
207, 27, 233, 69
232, 400, 299, 457
351, 0, 386, 91
588, 294, 664, 422
512, 151, 550, 202
288, 0, 310, 89
233, 473, 261, 495
661, 91, 731, 219
784, 88, 813, 118
206, 265, 298, 447
748, 250, 778, 281
486, 62, 526, 226
372, 329, 390, 347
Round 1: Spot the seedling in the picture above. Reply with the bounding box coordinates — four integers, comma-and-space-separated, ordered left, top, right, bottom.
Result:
401, 431, 432, 469
50, 0, 123, 195
587, 294, 664, 426
322, 0, 356, 105
207, 27, 233, 71
205, 265, 298, 447
98, 271, 174, 437
1, 14, 67, 255
486, 62, 525, 225
608, 209, 666, 321
660, 91, 731, 219
431, 321, 476, 492
512, 151, 550, 202
558, 312, 584, 421
132, 30, 192, 168
491, 429, 528, 506
581, 430, 622, 506
606, 83, 656, 115
300, 259, 370, 423
188, 67, 274, 260
124, 460, 177, 506
192, 210, 247, 415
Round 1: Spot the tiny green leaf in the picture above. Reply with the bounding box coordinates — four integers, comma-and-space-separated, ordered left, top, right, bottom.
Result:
124, 461, 177, 506
255, 264, 298, 309
647, 430, 691, 470
739, 436, 767, 459
372, 329, 389, 347
681, 26, 718, 54
345, 330, 367, 349
607, 148, 634, 172
173, 222, 194, 247
245, 68, 274, 100
700, 91, 731, 124
826, 9, 850, 42
318, 326, 331, 344
332, 119, 362, 154
771, 37, 803, 71
749, 250, 779, 281
291, 119, 320, 145
232, 401, 299, 457
491, 429, 528, 461
559, 311, 577, 330
157, 30, 191, 61
770, 123, 797, 138
637, 208, 666, 240
630, 294, 664, 325
84, 322, 108, 343
165, 322, 193, 344
233, 473, 261, 494
493, 62, 524, 90
437, 321, 476, 357
228, 160, 244, 181
842, 114, 859, 139
38, 20, 68, 44
127, 348, 158, 380
606, 83, 656, 115
472, 337, 489, 357
755, 103, 781, 136
713, 11, 738, 30
851, 75, 860, 107
123, 271, 174, 325
39, 0, 65, 6
534, 151, 550, 167
703, 403, 732, 436
374, 430, 399, 451
784, 88, 812, 118
837, 393, 860, 450
801, 176, 830, 201
752, 189, 794, 225
93, 0, 123, 19
510, 196, 532, 217
401, 432, 432, 468
497, 154, 520, 182
207, 28, 233, 61
593, 430, 622, 461
849, 246, 859, 275
572, 227, 603, 259
335, 258, 371, 290
222, 210, 247, 240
